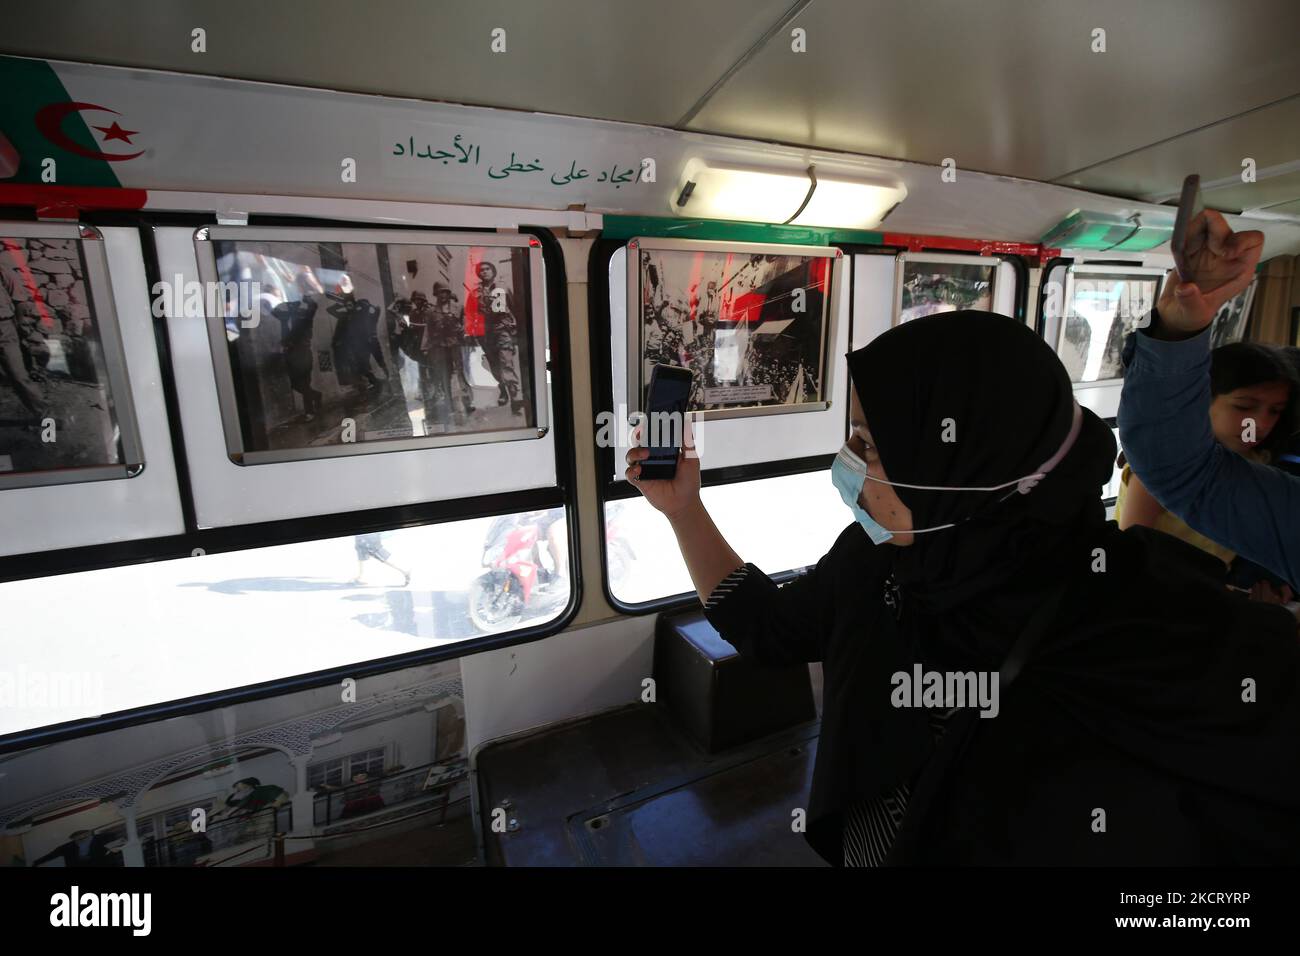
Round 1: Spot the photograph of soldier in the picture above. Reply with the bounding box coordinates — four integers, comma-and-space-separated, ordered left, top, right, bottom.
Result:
897, 260, 994, 322
424, 281, 471, 430
386, 243, 535, 431
0, 236, 126, 479
474, 260, 525, 416
637, 247, 829, 412
214, 238, 535, 456
327, 272, 391, 396
271, 268, 324, 421
216, 240, 415, 453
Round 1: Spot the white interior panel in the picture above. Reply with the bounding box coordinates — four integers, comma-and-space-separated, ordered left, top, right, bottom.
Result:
852, 254, 897, 350
0, 228, 185, 557
154, 227, 557, 528
462, 614, 655, 755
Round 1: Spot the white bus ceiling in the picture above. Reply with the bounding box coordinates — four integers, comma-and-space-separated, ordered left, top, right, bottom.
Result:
3, 0, 1300, 250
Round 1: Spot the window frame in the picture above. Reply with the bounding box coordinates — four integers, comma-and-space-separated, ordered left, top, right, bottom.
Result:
0, 210, 583, 755
589, 237, 1030, 614
588, 236, 849, 615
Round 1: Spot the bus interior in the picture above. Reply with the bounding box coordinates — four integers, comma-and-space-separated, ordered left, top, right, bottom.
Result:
1, 1, 1299, 884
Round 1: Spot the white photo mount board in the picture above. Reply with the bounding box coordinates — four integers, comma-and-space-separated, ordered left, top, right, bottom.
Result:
154, 226, 557, 529
607, 245, 852, 482
0, 227, 185, 557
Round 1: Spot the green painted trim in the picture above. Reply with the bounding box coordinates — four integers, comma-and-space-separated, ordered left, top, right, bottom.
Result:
601, 215, 883, 247
0, 55, 121, 188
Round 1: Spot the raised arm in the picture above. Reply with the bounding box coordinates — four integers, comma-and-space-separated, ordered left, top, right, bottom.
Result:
625, 420, 836, 663
1117, 210, 1299, 587
624, 419, 742, 603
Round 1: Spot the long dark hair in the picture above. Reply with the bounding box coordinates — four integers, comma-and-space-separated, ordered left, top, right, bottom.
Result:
1117, 341, 1298, 467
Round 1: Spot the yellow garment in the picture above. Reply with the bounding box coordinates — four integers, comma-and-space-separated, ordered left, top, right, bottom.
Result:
1114, 463, 1237, 568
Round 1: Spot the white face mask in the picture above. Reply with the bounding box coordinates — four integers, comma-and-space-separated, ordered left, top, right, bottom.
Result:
834, 402, 1085, 544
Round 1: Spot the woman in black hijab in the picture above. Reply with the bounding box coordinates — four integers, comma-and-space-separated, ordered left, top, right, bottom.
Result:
626, 310, 1300, 866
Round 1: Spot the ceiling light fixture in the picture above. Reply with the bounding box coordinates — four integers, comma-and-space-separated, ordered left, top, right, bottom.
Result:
672, 158, 906, 230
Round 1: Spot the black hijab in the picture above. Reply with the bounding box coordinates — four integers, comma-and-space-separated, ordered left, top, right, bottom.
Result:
847, 310, 1114, 616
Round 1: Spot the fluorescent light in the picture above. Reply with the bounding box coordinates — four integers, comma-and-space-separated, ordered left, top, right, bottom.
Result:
673, 158, 905, 229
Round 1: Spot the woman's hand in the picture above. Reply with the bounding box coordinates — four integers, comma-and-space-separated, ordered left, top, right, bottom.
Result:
1152, 210, 1264, 339
624, 419, 702, 521
1248, 579, 1294, 605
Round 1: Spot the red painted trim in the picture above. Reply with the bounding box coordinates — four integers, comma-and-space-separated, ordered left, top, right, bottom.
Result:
0, 183, 148, 219
881, 231, 1059, 265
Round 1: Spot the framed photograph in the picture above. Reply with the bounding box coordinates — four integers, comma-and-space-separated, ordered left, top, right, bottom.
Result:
0, 222, 144, 491
893, 253, 998, 324
1058, 265, 1164, 384
194, 227, 546, 465
625, 238, 840, 421
1208, 278, 1257, 349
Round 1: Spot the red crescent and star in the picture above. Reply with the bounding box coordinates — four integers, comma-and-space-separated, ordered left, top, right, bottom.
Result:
34, 102, 144, 161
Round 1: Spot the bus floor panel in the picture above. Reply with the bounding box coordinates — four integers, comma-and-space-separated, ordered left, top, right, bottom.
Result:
476, 700, 826, 866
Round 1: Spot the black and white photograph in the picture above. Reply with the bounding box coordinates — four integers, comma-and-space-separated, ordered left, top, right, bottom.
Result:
209, 237, 538, 460
1057, 272, 1159, 383
897, 259, 994, 323
1208, 278, 1257, 349
636, 246, 830, 411
0, 234, 135, 487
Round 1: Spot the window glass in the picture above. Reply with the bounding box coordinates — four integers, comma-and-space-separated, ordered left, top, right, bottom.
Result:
605, 450, 1126, 604
0, 507, 568, 737
606, 471, 847, 605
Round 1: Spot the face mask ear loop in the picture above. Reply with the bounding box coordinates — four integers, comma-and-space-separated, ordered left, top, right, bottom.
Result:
862, 400, 1085, 496
1014, 401, 1085, 496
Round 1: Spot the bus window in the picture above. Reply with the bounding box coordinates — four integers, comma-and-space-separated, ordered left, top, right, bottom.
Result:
1058, 266, 1162, 383
605, 471, 845, 606
0, 507, 569, 738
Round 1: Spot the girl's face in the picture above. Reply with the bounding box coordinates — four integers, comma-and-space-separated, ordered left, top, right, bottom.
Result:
1209, 381, 1290, 454
848, 389, 915, 546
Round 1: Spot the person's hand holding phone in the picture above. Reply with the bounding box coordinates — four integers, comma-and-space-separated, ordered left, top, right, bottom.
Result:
1154, 208, 1264, 340
625, 417, 702, 521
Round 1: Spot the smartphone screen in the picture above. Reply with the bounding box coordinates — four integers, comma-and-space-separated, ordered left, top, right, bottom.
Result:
641, 364, 692, 479
1170, 174, 1207, 282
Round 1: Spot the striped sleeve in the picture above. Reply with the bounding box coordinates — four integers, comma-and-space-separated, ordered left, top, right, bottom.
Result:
703, 564, 752, 610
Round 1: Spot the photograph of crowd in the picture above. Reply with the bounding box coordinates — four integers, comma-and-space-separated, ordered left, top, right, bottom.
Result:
211, 238, 536, 457
897, 259, 994, 323
0, 235, 130, 484
637, 247, 830, 412
1208, 279, 1257, 349
1057, 273, 1159, 383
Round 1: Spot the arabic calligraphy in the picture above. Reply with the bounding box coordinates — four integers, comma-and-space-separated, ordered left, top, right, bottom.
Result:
392, 132, 480, 165
391, 132, 644, 189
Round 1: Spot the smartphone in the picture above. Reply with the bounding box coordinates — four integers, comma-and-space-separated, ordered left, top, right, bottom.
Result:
1170, 174, 1208, 283
638, 364, 693, 480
